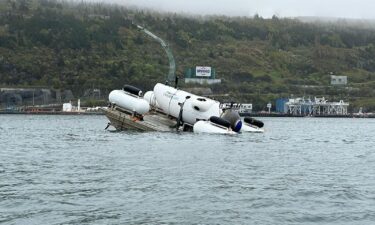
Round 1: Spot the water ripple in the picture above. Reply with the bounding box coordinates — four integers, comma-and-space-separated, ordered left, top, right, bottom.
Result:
0, 115, 375, 224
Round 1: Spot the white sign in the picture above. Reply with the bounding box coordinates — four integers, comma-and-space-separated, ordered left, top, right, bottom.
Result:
196, 66, 211, 77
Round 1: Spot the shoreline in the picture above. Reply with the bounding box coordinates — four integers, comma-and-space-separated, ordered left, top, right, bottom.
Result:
240, 113, 375, 118
1, 111, 374, 118
0, 111, 104, 115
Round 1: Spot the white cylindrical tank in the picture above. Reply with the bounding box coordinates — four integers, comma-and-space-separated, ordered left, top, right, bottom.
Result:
153, 83, 190, 117
109, 90, 150, 115
193, 121, 237, 134
143, 91, 160, 109
153, 83, 221, 125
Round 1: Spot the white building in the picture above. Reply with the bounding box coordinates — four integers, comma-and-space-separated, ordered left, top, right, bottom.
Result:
331, 75, 348, 85
222, 103, 253, 113
62, 102, 73, 112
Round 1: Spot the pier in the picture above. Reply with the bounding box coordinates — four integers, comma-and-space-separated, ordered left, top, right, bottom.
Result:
285, 97, 349, 116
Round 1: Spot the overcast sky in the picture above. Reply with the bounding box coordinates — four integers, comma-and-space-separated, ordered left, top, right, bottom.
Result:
95, 0, 375, 19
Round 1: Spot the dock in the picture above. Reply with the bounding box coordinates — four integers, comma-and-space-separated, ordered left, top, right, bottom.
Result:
239, 112, 375, 118
0, 111, 103, 115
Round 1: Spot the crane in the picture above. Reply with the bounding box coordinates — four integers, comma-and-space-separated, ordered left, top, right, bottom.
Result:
136, 24, 176, 86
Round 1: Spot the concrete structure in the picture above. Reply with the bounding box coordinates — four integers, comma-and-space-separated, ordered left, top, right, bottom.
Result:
331, 75, 348, 85
184, 66, 221, 85
185, 78, 222, 85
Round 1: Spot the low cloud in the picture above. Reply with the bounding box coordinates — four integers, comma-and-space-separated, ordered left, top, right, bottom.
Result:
91, 0, 375, 19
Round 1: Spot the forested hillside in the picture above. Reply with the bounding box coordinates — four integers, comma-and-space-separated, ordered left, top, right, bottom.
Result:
1, 0, 375, 110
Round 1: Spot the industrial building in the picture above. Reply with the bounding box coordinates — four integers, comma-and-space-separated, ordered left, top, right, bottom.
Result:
184, 66, 221, 85
276, 98, 289, 114
276, 97, 349, 116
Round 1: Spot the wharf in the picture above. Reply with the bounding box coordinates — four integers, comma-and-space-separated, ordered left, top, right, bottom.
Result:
240, 112, 375, 118
0, 111, 104, 115
240, 113, 304, 117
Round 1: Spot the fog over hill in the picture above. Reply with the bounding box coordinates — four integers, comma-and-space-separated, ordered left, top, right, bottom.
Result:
89, 0, 375, 19
297, 17, 375, 29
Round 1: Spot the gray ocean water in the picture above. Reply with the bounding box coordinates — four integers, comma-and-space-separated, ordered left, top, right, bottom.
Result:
1, 115, 375, 225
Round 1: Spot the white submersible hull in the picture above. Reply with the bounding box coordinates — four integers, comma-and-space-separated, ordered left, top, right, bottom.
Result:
152, 83, 221, 125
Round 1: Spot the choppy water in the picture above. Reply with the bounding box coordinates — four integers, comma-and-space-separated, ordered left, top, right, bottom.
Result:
1, 115, 375, 225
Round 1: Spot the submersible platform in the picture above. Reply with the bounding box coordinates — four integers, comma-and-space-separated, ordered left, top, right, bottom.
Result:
101, 105, 176, 132
102, 83, 265, 134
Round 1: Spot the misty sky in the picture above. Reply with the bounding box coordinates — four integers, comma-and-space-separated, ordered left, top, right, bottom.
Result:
96, 0, 375, 19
